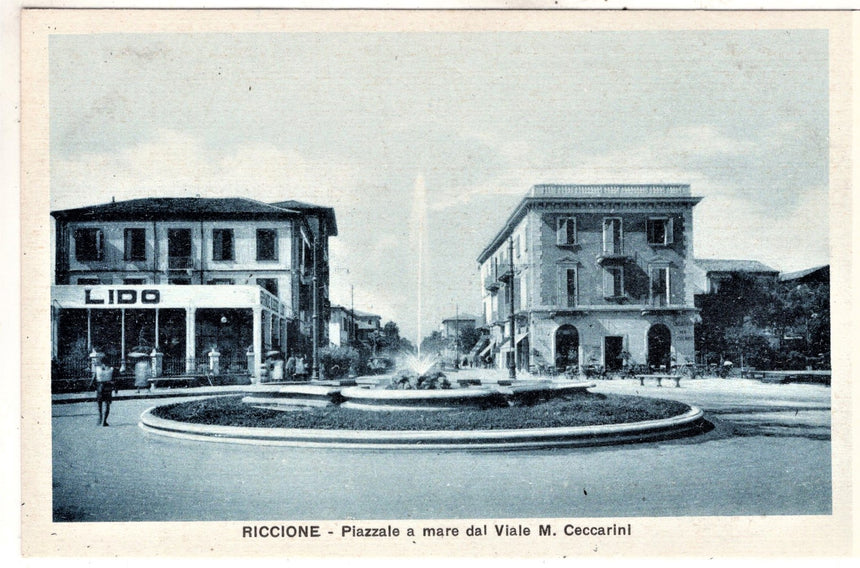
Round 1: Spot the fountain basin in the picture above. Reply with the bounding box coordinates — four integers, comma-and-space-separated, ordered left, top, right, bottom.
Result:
339, 385, 507, 411
242, 384, 344, 410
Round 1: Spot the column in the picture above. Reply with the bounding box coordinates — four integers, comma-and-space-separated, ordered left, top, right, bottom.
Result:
185, 307, 196, 374
86, 308, 92, 352
120, 308, 126, 373
51, 306, 59, 360
252, 307, 262, 382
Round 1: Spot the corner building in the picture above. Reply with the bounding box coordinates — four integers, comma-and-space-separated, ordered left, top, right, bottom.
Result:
477, 184, 702, 373
50, 197, 336, 382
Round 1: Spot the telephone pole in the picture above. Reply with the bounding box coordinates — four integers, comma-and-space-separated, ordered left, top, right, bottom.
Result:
454, 304, 460, 369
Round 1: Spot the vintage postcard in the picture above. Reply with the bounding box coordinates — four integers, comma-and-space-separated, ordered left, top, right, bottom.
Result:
19, 8, 854, 557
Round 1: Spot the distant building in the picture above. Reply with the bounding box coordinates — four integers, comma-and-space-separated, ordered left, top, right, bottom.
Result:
477, 184, 703, 373
440, 314, 480, 339
692, 259, 779, 295
328, 306, 382, 347
50, 197, 336, 382
779, 265, 829, 285
328, 305, 354, 347
439, 313, 480, 366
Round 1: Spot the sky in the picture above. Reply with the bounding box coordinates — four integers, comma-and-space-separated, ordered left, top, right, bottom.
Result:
49, 29, 830, 344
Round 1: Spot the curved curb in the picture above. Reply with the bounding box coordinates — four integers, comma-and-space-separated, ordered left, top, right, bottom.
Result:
138, 402, 708, 450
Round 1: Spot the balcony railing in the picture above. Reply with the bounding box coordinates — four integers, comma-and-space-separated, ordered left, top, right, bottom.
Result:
497, 265, 514, 282
484, 274, 500, 292
596, 251, 631, 265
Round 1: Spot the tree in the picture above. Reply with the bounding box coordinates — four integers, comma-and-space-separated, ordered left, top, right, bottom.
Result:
696, 272, 830, 369
457, 327, 481, 354
420, 331, 447, 355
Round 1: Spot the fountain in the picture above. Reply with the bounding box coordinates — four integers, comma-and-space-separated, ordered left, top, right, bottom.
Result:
242, 173, 596, 412
241, 347, 596, 412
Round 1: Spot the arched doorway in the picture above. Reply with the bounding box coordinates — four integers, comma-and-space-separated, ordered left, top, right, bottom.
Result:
647, 324, 672, 370
555, 325, 579, 372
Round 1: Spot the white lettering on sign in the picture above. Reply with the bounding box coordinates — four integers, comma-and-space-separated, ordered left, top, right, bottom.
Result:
85, 288, 160, 305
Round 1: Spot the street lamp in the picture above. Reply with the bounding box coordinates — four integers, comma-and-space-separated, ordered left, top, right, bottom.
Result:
216, 315, 227, 349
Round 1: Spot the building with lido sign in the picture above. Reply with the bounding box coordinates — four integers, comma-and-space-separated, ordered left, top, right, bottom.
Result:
477, 184, 702, 373
50, 197, 336, 383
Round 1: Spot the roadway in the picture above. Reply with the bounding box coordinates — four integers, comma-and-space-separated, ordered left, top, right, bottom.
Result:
51, 377, 831, 522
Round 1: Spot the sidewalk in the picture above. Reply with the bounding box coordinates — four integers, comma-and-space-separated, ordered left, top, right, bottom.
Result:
51, 382, 284, 404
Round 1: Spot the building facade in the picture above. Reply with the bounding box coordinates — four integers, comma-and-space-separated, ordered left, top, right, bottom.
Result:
328, 306, 382, 348
51, 197, 336, 382
477, 184, 702, 373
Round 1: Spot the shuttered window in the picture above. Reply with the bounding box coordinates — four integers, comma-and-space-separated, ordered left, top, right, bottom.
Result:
74, 228, 104, 262
556, 217, 577, 245
647, 217, 674, 245
212, 229, 234, 261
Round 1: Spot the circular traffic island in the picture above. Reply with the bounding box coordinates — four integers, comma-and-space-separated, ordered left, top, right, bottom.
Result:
139, 392, 710, 450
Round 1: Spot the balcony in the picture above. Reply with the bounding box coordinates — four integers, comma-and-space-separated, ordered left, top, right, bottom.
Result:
497, 265, 514, 282
596, 251, 631, 265
484, 274, 500, 292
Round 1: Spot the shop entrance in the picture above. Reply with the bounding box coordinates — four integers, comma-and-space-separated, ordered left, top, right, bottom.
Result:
554, 325, 579, 372
647, 324, 672, 370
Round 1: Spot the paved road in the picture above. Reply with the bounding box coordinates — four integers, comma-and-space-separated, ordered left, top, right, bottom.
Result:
52, 378, 831, 522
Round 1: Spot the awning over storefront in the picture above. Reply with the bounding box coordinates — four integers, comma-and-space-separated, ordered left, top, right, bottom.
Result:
479, 341, 494, 358
469, 337, 490, 358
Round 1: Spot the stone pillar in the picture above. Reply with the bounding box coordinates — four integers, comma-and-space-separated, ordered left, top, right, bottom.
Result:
246, 346, 255, 376
185, 307, 196, 374
208, 348, 221, 376
150, 348, 163, 378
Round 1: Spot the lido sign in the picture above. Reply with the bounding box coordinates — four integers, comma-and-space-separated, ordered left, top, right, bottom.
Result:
84, 288, 161, 305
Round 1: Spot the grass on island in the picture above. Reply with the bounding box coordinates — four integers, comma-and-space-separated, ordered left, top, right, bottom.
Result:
152, 393, 691, 431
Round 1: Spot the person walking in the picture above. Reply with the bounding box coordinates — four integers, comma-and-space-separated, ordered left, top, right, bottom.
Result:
294, 356, 308, 381
90, 363, 118, 426
285, 354, 297, 381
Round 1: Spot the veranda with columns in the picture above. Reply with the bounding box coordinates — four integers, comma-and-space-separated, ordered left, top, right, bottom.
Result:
51, 284, 290, 382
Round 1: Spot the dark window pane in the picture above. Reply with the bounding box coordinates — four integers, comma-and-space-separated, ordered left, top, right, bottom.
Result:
74, 228, 104, 261
124, 228, 146, 261
256, 278, 278, 297
212, 229, 234, 261
257, 229, 277, 261
566, 269, 576, 306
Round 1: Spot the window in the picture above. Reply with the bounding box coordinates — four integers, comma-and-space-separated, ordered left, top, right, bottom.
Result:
603, 266, 624, 298
212, 229, 234, 261
123, 228, 146, 261
77, 277, 100, 285
256, 278, 279, 297
556, 217, 577, 246
74, 228, 104, 261
257, 229, 278, 261
602, 218, 623, 255
123, 278, 146, 285
206, 278, 235, 285
650, 266, 670, 306
514, 235, 521, 258
559, 267, 577, 307
167, 228, 192, 268
647, 217, 674, 246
